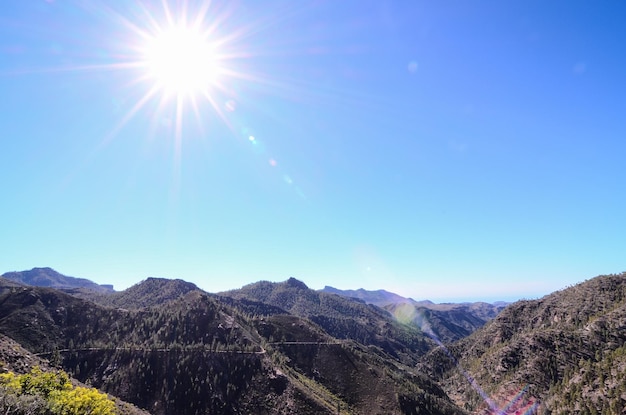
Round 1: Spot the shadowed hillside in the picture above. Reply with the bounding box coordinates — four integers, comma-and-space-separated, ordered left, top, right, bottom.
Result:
220, 278, 434, 365
0, 277, 468, 415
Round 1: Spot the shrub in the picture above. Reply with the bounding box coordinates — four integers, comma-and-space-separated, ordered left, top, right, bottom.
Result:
0, 367, 116, 415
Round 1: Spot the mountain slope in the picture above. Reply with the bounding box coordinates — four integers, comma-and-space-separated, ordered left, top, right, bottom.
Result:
220, 278, 434, 365
0, 278, 468, 415
0, 333, 150, 415
419, 272, 626, 414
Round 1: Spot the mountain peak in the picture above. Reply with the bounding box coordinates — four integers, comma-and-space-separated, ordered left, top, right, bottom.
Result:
129, 277, 199, 297
285, 277, 308, 290
90, 277, 201, 310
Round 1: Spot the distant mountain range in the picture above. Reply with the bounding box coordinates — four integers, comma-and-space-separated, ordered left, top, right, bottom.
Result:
320, 286, 507, 343
319, 286, 419, 306
320, 286, 509, 310
1, 267, 624, 414
2, 268, 506, 344
1, 267, 114, 292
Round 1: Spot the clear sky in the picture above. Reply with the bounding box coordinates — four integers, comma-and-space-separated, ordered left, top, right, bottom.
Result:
1, 1, 625, 302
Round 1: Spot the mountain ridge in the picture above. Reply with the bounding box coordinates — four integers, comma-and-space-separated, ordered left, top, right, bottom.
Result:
4, 266, 626, 413
0, 267, 508, 346
219, 278, 434, 365
2, 267, 114, 292
0, 275, 467, 415
320, 286, 418, 306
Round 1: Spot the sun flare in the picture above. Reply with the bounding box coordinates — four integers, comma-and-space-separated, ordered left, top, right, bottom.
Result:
81, 0, 281, 159
143, 25, 222, 97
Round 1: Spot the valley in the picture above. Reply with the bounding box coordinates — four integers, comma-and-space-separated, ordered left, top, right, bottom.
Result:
0, 268, 625, 414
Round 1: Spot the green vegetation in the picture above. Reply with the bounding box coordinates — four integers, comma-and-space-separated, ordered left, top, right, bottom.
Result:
0, 366, 116, 415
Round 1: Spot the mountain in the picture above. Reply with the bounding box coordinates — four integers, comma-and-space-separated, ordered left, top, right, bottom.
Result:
70, 277, 201, 309
1, 267, 114, 292
220, 278, 434, 365
7, 267, 624, 414
320, 286, 417, 306
7, 267, 502, 344
321, 286, 506, 343
418, 272, 626, 414
0, 276, 467, 415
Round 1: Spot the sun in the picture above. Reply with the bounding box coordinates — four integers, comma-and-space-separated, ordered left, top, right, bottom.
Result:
83, 0, 265, 159
84, 1, 281, 149
143, 25, 222, 98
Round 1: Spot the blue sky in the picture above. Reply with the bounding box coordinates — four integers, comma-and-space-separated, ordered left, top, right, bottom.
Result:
1, 0, 624, 302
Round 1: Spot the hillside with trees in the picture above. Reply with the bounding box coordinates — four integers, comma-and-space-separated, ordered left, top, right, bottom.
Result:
418, 272, 626, 414
0, 276, 466, 415
219, 278, 435, 365
0, 334, 149, 415
2, 268, 626, 414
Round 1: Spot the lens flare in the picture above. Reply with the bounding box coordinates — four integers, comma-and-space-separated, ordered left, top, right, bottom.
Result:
392, 303, 539, 414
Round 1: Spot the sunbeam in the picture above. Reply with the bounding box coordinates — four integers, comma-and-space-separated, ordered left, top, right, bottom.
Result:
46, 0, 319, 202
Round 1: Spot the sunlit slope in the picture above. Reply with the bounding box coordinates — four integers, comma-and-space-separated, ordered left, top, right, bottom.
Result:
419, 272, 626, 414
